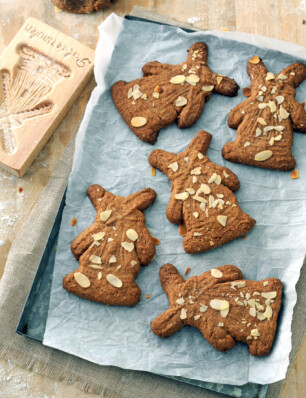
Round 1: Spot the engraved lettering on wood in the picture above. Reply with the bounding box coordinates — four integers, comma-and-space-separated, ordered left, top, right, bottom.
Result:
0, 46, 70, 154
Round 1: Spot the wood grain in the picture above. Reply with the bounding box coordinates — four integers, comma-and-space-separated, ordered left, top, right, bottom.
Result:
0, 0, 305, 397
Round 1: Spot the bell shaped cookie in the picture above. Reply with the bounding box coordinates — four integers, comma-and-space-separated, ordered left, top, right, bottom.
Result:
149, 130, 255, 253
222, 57, 306, 170
63, 185, 157, 306
111, 42, 238, 144
151, 263, 282, 356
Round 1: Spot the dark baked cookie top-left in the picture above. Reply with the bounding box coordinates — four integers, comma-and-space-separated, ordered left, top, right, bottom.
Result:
111, 42, 239, 144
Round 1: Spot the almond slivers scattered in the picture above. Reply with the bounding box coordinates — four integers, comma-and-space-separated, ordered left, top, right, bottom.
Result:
168, 162, 179, 172
74, 272, 91, 288
131, 116, 147, 127
254, 150, 273, 162
217, 215, 227, 227
175, 96, 188, 107
126, 229, 138, 241
211, 268, 223, 278
89, 255, 101, 264
106, 274, 122, 288
210, 299, 229, 311
170, 75, 186, 85
100, 210, 112, 222
121, 242, 134, 252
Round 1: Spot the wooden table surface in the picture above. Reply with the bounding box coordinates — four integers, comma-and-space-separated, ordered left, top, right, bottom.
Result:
0, 0, 305, 397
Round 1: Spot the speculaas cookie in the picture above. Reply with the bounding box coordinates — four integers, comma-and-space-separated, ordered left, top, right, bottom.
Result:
52, 0, 113, 13
222, 56, 306, 170
63, 184, 157, 306
151, 263, 282, 356
148, 130, 255, 253
111, 42, 239, 144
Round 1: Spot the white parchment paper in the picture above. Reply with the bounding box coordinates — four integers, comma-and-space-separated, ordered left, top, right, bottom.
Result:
43, 14, 306, 385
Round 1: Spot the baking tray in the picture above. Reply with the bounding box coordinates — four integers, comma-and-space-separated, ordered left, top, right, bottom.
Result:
17, 15, 269, 398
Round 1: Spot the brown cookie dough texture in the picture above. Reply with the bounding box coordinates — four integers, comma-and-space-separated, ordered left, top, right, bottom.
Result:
111, 42, 239, 144
149, 130, 255, 254
63, 185, 157, 306
222, 57, 306, 170
52, 0, 113, 13
151, 263, 282, 356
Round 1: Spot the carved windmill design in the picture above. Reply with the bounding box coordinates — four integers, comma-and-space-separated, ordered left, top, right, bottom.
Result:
0, 46, 70, 154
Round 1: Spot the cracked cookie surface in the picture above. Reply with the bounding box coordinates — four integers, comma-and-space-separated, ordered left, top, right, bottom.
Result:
149, 130, 255, 253
151, 263, 282, 356
111, 42, 239, 144
222, 57, 306, 170
63, 184, 157, 306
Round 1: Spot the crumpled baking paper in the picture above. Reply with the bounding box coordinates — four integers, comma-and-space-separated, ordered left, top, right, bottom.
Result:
43, 14, 306, 385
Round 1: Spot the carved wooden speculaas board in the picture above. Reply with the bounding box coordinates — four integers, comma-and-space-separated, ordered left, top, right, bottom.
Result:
0, 17, 95, 177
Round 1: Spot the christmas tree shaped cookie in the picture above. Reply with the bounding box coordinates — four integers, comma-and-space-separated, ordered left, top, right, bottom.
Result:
111, 42, 238, 144
222, 56, 306, 170
63, 184, 157, 306
148, 130, 255, 254
151, 263, 282, 356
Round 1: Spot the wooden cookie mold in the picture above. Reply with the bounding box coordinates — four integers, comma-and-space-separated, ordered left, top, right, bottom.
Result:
0, 18, 95, 176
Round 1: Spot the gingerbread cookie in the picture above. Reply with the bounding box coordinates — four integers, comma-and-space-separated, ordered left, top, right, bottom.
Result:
151, 264, 282, 356
111, 42, 239, 144
222, 56, 306, 170
52, 0, 114, 13
63, 185, 157, 306
148, 131, 255, 253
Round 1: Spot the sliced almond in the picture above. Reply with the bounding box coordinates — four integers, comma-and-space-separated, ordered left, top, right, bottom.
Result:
127, 88, 133, 98
271, 86, 277, 94
141, 93, 148, 101
199, 184, 211, 194
92, 232, 105, 241
193, 212, 199, 218
251, 328, 260, 337
176, 297, 185, 305
231, 281, 246, 289
200, 304, 208, 312
168, 162, 179, 172
220, 307, 229, 318
269, 137, 275, 146
131, 116, 147, 127
217, 322, 224, 327
192, 176, 197, 183
190, 167, 201, 175
74, 272, 91, 288
106, 274, 122, 288
194, 232, 202, 236
247, 299, 256, 307
211, 268, 223, 278
193, 196, 207, 203
269, 101, 277, 113
258, 103, 267, 109
186, 74, 200, 85
97, 272, 102, 280
152, 92, 160, 99
249, 307, 256, 317
100, 210, 112, 222
257, 117, 267, 126
186, 187, 195, 194
244, 141, 251, 147
217, 76, 223, 84
255, 128, 262, 137
170, 75, 186, 85
202, 85, 214, 92
180, 308, 187, 320
254, 150, 273, 161
175, 96, 188, 107
265, 72, 275, 81
200, 202, 206, 211
89, 264, 103, 269
278, 74, 287, 80
109, 255, 117, 263
263, 304, 273, 319
214, 175, 221, 185
210, 299, 229, 311
249, 55, 260, 64
208, 173, 217, 183
126, 229, 138, 241
261, 291, 277, 299
217, 215, 227, 227
274, 126, 284, 131
89, 255, 101, 264
133, 89, 142, 100
121, 242, 134, 252
275, 95, 284, 104
131, 260, 137, 267
223, 170, 229, 178
261, 85, 267, 92
279, 105, 289, 119
198, 152, 204, 159
175, 192, 189, 201
194, 315, 201, 320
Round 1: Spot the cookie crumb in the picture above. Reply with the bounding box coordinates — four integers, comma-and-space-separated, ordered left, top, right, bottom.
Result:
243, 87, 251, 97
146, 294, 151, 299
185, 267, 191, 275
290, 169, 299, 179
151, 166, 156, 176
18, 187, 23, 194
151, 235, 160, 245
71, 217, 77, 226
179, 223, 187, 237
242, 236, 247, 240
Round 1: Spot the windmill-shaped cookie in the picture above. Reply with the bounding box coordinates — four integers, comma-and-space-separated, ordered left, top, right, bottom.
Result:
222, 56, 306, 170
149, 131, 255, 254
111, 42, 238, 144
63, 185, 157, 306
151, 263, 282, 356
